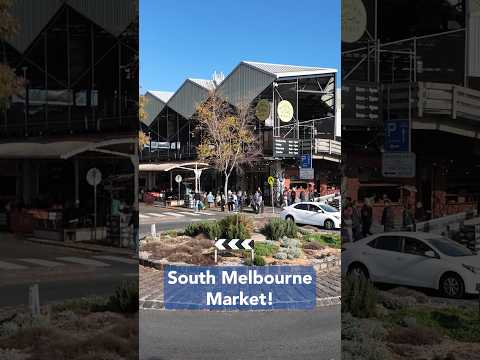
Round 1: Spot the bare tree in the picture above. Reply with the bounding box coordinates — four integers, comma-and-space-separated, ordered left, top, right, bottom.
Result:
196, 92, 261, 205
138, 94, 150, 149
0, 0, 24, 109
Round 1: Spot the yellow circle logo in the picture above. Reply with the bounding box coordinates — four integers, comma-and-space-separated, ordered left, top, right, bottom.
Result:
277, 100, 294, 123
255, 99, 270, 121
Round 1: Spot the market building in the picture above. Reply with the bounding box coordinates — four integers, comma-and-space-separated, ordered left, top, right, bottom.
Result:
140, 61, 340, 205
342, 0, 480, 223
0, 1, 138, 244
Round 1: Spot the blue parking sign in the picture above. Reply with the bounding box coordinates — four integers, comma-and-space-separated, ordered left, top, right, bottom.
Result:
300, 154, 311, 168
384, 119, 409, 152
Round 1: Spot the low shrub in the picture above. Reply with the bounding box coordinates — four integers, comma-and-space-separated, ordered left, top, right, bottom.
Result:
303, 241, 324, 250
262, 218, 298, 241
377, 291, 416, 310
286, 247, 302, 259
184, 221, 221, 240
302, 233, 341, 248
219, 215, 253, 236
342, 274, 377, 318
244, 254, 266, 266
273, 251, 287, 260
106, 281, 139, 314
386, 325, 443, 346
254, 242, 279, 257
225, 222, 249, 241
280, 237, 301, 248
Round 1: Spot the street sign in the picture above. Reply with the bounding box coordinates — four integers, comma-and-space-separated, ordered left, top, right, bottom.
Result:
86, 168, 102, 186
300, 154, 312, 168
382, 152, 416, 178
299, 168, 314, 180
273, 138, 300, 157
215, 238, 254, 251
175, 175, 182, 183
267, 176, 275, 186
384, 119, 409, 152
86, 167, 102, 242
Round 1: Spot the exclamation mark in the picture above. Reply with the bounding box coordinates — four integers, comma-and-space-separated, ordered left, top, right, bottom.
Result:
268, 292, 272, 305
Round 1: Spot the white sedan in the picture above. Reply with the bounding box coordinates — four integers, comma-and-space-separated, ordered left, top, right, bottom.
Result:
342, 232, 480, 298
280, 202, 341, 230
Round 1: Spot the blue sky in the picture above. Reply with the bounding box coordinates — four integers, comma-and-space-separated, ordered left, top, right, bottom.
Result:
140, 0, 340, 93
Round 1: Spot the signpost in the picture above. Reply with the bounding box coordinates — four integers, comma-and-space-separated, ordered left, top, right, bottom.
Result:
273, 138, 300, 157
299, 168, 314, 180
268, 176, 275, 213
86, 168, 102, 241
300, 154, 312, 168
175, 175, 182, 205
214, 238, 254, 263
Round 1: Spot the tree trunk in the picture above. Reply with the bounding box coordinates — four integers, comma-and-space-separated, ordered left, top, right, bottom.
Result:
224, 174, 230, 213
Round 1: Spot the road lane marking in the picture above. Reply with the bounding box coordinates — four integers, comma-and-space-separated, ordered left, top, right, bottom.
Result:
144, 213, 166, 218
56, 257, 110, 267
139, 214, 150, 219
93, 255, 138, 265
17, 258, 65, 267
0, 260, 28, 270
162, 212, 185, 217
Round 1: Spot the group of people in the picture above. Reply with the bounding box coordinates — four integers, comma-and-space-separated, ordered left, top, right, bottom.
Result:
193, 188, 265, 213
342, 197, 426, 243
282, 187, 318, 206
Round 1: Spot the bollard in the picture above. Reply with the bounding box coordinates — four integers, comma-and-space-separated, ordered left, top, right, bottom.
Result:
29, 284, 40, 317
150, 223, 156, 237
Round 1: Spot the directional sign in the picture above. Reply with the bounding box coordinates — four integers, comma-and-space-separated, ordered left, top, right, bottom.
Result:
215, 238, 254, 251
300, 154, 312, 168
86, 168, 102, 186
273, 138, 300, 157
384, 119, 409, 152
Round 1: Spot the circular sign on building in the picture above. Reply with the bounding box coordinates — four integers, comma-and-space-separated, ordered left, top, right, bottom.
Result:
277, 100, 294, 123
175, 175, 182, 183
267, 176, 275, 187
255, 99, 271, 121
86, 168, 102, 186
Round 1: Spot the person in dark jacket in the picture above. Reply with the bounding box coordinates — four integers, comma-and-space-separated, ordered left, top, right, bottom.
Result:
361, 198, 373, 237
381, 199, 395, 232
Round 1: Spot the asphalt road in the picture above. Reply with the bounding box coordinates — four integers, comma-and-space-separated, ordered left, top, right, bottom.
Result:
0, 235, 138, 307
139, 306, 340, 360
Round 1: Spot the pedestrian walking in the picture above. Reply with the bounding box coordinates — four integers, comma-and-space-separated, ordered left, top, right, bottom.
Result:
194, 192, 201, 212
207, 191, 214, 208
227, 190, 234, 212
221, 193, 226, 212
290, 188, 296, 204
300, 188, 306, 202
215, 192, 221, 210
352, 200, 362, 241
415, 201, 425, 222
361, 198, 373, 237
402, 203, 415, 231
381, 199, 395, 232
342, 197, 353, 242
129, 204, 139, 254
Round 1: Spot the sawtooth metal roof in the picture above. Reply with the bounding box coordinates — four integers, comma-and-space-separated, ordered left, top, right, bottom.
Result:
148, 91, 174, 104
7, 0, 135, 53
145, 61, 337, 123
243, 61, 337, 78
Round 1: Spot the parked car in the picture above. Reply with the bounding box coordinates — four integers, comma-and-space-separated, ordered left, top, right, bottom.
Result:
280, 202, 341, 230
342, 232, 480, 298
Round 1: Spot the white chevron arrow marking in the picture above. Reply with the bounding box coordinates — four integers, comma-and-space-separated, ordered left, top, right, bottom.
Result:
215, 238, 226, 250
228, 239, 239, 250
241, 239, 253, 250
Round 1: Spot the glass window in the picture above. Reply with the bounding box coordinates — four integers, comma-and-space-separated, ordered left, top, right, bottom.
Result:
370, 236, 402, 252
308, 204, 321, 212
426, 237, 473, 257
294, 204, 309, 211
319, 204, 338, 213
404, 237, 433, 256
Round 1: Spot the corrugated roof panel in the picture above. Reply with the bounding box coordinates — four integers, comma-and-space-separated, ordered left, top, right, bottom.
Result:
217, 62, 276, 107
6, 0, 134, 53
244, 61, 337, 78
189, 78, 215, 90
167, 79, 211, 119
148, 91, 174, 104
142, 91, 170, 126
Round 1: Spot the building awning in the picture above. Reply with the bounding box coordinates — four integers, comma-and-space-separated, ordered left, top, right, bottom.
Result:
0, 138, 136, 159
139, 162, 210, 172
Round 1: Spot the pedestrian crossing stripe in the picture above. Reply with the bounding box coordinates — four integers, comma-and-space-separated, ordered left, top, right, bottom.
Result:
162, 212, 185, 217
0, 260, 28, 270
56, 257, 110, 267
178, 211, 200, 216
139, 214, 150, 219
93, 255, 138, 264
17, 258, 65, 267
144, 213, 166, 218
